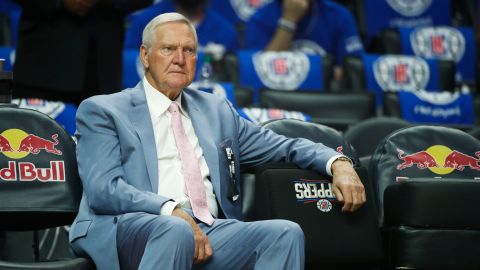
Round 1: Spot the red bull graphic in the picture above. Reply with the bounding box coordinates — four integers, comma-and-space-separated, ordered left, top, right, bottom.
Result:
0, 129, 65, 182
397, 145, 480, 175
0, 134, 13, 152
397, 148, 439, 170
443, 150, 480, 171
18, 134, 62, 155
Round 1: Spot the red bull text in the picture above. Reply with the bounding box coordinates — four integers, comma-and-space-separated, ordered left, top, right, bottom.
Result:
0, 161, 65, 182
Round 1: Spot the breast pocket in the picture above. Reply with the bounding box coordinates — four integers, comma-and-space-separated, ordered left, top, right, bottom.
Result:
218, 139, 240, 202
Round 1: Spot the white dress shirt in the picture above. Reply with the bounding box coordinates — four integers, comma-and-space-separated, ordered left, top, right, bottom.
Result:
143, 78, 218, 217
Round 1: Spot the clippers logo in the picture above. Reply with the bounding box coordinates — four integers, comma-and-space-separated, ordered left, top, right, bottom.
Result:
0, 129, 65, 182
373, 55, 429, 91
294, 179, 336, 213
386, 0, 432, 16
253, 51, 310, 91
230, 0, 273, 21
410, 27, 465, 62
397, 145, 480, 175
272, 58, 288, 75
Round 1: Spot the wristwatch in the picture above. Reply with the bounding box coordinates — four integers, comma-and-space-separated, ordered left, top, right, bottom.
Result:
335, 156, 353, 165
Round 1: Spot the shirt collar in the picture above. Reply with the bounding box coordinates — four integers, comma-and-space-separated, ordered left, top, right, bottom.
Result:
143, 77, 189, 119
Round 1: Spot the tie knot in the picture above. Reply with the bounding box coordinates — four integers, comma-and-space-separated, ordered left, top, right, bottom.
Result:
168, 102, 179, 114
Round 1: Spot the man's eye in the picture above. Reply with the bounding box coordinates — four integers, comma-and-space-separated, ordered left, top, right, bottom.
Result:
184, 48, 196, 55
160, 47, 173, 55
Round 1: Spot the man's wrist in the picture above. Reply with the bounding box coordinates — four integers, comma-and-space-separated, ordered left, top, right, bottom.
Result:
278, 18, 297, 32
334, 156, 352, 165
331, 156, 353, 174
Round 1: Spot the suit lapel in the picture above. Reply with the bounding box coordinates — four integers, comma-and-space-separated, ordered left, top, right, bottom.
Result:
182, 92, 221, 198
128, 84, 158, 193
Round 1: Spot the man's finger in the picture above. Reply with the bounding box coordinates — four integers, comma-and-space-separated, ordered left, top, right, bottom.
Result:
333, 185, 344, 203
194, 240, 204, 264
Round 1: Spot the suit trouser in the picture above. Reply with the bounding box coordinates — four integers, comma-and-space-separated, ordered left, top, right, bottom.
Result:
116, 211, 305, 270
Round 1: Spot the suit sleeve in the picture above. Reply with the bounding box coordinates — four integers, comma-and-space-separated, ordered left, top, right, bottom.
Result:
75, 99, 168, 215
226, 101, 340, 176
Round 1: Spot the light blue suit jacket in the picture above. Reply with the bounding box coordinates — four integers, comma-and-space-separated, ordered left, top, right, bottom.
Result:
69, 83, 339, 269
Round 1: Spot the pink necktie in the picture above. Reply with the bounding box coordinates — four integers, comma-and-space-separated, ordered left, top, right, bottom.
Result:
168, 102, 214, 225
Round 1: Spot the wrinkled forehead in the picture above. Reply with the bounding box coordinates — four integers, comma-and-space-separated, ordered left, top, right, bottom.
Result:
154, 21, 197, 45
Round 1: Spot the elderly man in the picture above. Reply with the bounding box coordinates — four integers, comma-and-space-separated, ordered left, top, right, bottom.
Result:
69, 12, 365, 270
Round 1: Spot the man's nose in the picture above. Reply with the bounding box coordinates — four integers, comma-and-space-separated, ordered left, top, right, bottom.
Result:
172, 48, 185, 65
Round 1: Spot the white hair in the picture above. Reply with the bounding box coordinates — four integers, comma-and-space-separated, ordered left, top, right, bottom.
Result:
142, 12, 198, 53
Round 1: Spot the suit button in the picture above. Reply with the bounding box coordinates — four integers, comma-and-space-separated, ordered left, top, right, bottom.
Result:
113, 217, 118, 224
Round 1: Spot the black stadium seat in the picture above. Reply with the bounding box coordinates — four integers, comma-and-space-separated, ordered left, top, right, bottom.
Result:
0, 106, 94, 269
251, 119, 384, 269
344, 116, 411, 167
260, 90, 376, 132
370, 125, 480, 269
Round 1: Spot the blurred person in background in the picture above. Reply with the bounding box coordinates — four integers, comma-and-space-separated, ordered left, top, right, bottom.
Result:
245, 0, 364, 82
124, 0, 238, 58
12, 0, 152, 105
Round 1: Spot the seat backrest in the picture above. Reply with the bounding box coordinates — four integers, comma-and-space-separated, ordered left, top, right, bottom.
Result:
369, 125, 480, 225
236, 50, 332, 104
262, 118, 360, 166
0, 107, 82, 231
468, 126, 480, 141
260, 90, 376, 132
344, 116, 411, 158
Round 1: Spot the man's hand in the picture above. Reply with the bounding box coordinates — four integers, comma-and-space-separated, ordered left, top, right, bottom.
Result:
331, 159, 366, 212
62, 0, 93, 16
282, 0, 309, 23
172, 207, 213, 264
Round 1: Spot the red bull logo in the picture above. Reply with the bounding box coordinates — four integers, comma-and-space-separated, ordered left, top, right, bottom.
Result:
0, 129, 65, 182
397, 145, 480, 175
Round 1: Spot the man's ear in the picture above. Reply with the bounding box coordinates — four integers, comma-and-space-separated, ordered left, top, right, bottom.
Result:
140, 45, 149, 70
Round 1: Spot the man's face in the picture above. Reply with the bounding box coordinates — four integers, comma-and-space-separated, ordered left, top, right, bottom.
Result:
141, 21, 197, 99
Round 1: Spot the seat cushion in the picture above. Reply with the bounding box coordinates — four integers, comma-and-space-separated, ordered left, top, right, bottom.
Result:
384, 178, 480, 228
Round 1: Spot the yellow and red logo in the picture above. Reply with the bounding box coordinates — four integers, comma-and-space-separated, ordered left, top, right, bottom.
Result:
397, 145, 480, 175
0, 129, 65, 182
